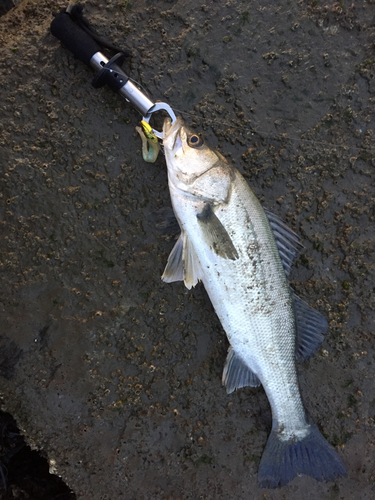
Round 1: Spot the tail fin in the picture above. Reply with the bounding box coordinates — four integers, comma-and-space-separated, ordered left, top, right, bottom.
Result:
258, 422, 347, 488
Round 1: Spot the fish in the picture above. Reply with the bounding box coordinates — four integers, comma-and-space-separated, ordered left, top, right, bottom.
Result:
161, 116, 347, 488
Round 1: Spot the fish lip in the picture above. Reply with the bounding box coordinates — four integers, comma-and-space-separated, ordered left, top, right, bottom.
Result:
163, 116, 184, 151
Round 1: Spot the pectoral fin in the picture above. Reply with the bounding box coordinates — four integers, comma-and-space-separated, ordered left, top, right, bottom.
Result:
152, 206, 180, 236
197, 203, 239, 260
222, 346, 261, 394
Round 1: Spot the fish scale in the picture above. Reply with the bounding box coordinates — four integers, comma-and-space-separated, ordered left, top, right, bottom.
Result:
161, 116, 346, 488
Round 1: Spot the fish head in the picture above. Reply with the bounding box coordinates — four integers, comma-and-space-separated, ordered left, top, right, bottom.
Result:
163, 117, 226, 184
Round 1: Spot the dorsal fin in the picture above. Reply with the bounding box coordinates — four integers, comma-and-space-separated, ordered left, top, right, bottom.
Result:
264, 208, 303, 277
293, 292, 328, 362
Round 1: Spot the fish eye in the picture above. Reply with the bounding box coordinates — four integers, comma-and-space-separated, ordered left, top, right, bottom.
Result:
187, 134, 203, 148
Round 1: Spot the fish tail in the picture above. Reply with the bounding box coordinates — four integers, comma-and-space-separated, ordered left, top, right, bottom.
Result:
257, 421, 347, 488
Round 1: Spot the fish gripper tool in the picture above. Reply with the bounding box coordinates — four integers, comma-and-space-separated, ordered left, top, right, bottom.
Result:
50, 4, 176, 139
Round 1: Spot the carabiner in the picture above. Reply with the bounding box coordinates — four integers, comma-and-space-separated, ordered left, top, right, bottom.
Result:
142, 103, 177, 140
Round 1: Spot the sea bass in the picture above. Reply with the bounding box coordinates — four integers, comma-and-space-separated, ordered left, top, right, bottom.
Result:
161, 117, 346, 488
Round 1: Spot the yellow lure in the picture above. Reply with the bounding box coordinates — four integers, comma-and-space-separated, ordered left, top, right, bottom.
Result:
135, 120, 160, 163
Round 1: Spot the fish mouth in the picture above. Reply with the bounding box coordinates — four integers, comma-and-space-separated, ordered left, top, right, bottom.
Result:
163, 116, 184, 153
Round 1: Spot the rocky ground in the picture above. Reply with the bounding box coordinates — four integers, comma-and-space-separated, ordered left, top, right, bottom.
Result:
0, 0, 374, 499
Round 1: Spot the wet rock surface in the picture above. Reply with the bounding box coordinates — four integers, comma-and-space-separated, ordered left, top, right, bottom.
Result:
0, 0, 374, 498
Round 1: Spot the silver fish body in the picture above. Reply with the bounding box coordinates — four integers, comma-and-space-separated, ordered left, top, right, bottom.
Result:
161, 117, 346, 487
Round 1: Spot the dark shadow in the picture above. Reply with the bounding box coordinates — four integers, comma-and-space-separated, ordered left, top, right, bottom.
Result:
0, 411, 76, 500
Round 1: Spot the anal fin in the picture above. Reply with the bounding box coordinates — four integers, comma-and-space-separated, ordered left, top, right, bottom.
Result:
222, 346, 261, 394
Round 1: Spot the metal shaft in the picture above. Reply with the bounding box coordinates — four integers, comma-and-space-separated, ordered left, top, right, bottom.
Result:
90, 51, 155, 117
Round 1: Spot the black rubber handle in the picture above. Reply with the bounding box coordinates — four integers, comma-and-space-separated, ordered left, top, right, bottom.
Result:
51, 12, 101, 66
